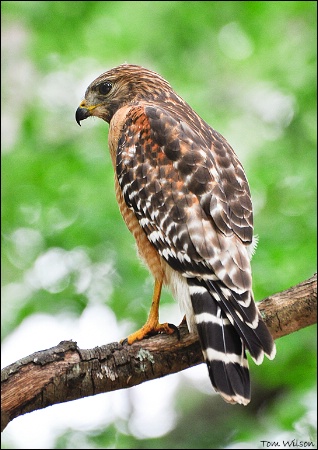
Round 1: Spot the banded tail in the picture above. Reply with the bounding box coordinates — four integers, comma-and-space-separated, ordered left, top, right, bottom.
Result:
188, 278, 276, 405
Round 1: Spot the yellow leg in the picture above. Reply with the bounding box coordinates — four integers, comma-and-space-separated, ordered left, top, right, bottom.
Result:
124, 279, 177, 344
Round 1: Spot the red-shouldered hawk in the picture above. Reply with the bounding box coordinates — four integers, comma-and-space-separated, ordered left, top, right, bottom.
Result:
76, 64, 276, 405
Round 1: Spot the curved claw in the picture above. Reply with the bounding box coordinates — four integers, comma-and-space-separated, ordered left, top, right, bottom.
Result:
167, 323, 180, 340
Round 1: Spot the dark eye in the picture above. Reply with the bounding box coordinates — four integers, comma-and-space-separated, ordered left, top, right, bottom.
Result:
98, 82, 112, 95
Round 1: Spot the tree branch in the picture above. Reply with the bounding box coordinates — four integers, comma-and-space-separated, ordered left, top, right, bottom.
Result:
1, 273, 316, 432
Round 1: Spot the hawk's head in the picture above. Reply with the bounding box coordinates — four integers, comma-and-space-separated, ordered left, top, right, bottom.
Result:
76, 64, 172, 125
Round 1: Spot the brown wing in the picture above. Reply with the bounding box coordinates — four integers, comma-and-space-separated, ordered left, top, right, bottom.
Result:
116, 103, 253, 293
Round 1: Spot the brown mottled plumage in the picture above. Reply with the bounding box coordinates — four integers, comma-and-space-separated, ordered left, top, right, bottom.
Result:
76, 64, 276, 405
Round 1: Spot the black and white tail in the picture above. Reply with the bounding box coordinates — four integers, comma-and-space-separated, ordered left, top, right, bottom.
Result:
187, 278, 276, 405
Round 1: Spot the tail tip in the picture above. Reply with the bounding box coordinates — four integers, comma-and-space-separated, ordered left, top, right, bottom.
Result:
220, 391, 250, 405
252, 342, 276, 365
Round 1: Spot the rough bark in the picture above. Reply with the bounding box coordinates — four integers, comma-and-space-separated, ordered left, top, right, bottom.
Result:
1, 273, 316, 432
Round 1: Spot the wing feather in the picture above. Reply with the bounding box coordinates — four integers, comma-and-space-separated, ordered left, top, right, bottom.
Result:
116, 104, 253, 294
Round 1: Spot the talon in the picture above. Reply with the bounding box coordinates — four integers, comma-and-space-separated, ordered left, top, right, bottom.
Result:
167, 323, 180, 340
125, 321, 177, 344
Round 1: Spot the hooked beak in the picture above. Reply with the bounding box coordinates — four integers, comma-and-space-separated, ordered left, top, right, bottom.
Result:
75, 100, 91, 126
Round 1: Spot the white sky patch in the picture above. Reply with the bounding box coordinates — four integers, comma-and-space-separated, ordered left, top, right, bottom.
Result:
1, 304, 128, 368
247, 82, 295, 128
218, 22, 254, 60
6, 227, 45, 270
128, 375, 179, 439
1, 245, 117, 338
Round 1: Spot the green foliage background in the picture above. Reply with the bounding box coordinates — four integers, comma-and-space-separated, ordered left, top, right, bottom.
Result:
1, 1, 316, 449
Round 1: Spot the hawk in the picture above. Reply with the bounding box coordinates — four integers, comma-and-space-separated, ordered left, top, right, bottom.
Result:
76, 64, 276, 405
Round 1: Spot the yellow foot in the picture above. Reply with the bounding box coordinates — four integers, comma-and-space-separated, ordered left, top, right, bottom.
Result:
123, 321, 179, 345
120, 279, 180, 345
